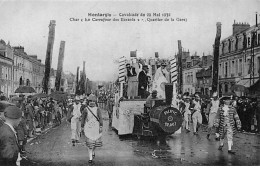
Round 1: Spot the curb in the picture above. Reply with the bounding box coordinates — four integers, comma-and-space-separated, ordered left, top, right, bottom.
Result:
27, 126, 53, 143
27, 118, 66, 143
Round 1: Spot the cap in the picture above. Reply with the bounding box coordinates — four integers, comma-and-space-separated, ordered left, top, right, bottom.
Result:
4, 106, 22, 119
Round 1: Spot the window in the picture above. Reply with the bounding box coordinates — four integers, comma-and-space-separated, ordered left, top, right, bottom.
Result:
235, 60, 238, 75
225, 84, 228, 93
219, 63, 222, 76
225, 62, 228, 77
258, 57, 260, 76
231, 60, 235, 75
239, 59, 243, 74
258, 33, 260, 45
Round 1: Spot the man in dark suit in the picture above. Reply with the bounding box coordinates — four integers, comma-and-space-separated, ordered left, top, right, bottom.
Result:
138, 65, 149, 99
0, 106, 22, 166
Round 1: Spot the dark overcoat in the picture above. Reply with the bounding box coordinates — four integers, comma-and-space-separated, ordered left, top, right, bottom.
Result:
138, 70, 148, 98
0, 123, 19, 166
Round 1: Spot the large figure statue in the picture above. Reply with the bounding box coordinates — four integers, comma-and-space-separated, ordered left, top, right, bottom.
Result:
152, 62, 169, 99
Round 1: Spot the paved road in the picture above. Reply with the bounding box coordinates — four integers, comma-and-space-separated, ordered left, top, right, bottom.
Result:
23, 110, 260, 166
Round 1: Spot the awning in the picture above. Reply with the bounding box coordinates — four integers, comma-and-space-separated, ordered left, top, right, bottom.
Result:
235, 74, 259, 88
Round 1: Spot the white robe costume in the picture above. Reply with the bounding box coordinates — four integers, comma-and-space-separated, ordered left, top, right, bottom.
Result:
152, 67, 169, 99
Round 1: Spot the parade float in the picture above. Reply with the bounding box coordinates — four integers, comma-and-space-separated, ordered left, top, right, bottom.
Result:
112, 51, 183, 138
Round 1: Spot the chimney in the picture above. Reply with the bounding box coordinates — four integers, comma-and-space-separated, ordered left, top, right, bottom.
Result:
155, 52, 159, 58
232, 21, 250, 35
13, 46, 25, 53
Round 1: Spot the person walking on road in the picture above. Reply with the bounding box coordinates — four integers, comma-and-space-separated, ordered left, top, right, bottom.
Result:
207, 92, 220, 140
191, 94, 202, 135
0, 106, 22, 166
183, 95, 191, 132
71, 98, 81, 146
81, 94, 103, 164
214, 95, 241, 154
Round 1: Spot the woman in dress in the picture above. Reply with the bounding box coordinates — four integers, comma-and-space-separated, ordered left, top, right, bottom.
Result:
71, 98, 81, 146
81, 94, 103, 164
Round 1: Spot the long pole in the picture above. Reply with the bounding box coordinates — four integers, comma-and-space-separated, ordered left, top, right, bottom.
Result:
212, 22, 222, 94
43, 20, 56, 94
177, 40, 183, 94
55, 41, 65, 91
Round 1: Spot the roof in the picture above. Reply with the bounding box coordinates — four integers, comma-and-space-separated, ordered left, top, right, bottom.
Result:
221, 25, 258, 42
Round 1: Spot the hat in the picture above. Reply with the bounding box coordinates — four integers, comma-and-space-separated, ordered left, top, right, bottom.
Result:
89, 95, 97, 101
220, 96, 232, 101
161, 62, 167, 66
4, 106, 22, 119
195, 93, 200, 98
0, 101, 15, 112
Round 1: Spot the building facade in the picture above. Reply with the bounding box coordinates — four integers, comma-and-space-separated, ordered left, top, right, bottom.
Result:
0, 40, 14, 97
196, 66, 212, 96
13, 46, 45, 94
218, 22, 260, 96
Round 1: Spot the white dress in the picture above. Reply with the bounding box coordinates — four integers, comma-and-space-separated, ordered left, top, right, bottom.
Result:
84, 106, 102, 148
152, 67, 169, 99
71, 104, 81, 141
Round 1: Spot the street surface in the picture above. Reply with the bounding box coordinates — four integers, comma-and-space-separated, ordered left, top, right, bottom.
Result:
22, 110, 260, 166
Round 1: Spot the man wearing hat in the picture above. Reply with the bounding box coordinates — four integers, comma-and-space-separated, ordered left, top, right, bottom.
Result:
191, 93, 202, 135
207, 92, 220, 140
183, 95, 192, 132
0, 106, 22, 165
214, 94, 241, 154
25, 99, 34, 138
138, 64, 149, 99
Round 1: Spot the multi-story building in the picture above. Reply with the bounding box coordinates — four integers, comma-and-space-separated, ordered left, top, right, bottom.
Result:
181, 51, 203, 95
13, 46, 45, 94
218, 21, 260, 95
196, 66, 212, 96
0, 40, 14, 97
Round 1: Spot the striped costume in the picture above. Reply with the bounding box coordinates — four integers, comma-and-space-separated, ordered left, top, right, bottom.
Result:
214, 105, 241, 139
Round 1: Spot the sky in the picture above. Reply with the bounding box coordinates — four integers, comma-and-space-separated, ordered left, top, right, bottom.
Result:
0, 0, 259, 81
